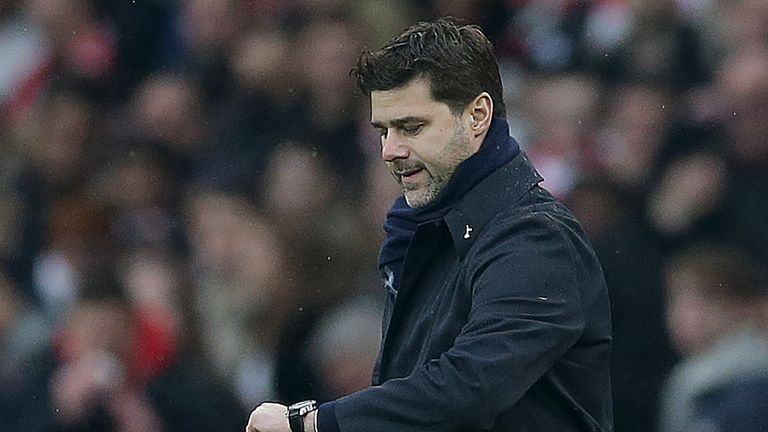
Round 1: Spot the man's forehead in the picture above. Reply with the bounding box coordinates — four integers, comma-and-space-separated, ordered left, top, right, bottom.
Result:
370, 80, 442, 124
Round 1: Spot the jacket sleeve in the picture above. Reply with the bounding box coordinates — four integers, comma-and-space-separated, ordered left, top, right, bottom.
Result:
329, 213, 587, 432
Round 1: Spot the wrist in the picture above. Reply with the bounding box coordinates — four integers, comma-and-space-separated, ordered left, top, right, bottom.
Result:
287, 400, 318, 432
305, 410, 317, 432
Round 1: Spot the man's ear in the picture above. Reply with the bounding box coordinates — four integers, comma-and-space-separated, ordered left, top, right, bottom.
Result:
468, 92, 493, 137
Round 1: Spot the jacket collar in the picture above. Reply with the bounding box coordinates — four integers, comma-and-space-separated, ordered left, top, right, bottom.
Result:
443, 151, 543, 260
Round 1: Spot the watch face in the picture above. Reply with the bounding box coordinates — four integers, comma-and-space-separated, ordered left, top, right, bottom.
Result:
288, 400, 317, 417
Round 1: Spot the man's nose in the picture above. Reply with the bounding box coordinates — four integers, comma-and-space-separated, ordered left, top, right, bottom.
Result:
381, 133, 409, 162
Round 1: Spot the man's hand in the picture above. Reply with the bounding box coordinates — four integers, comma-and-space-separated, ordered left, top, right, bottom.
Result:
246, 403, 317, 432
246, 403, 290, 432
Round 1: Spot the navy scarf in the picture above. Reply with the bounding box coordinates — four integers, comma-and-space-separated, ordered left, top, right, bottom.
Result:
378, 117, 520, 292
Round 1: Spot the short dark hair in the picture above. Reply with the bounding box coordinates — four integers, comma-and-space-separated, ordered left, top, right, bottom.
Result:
666, 242, 766, 302
352, 18, 506, 118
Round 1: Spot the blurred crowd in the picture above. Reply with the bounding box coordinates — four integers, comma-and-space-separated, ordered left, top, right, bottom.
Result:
1, 0, 767, 431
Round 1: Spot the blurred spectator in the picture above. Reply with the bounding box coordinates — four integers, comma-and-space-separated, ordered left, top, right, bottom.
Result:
24, 0, 118, 101
261, 143, 367, 306
48, 288, 162, 431
176, 0, 243, 65
567, 178, 676, 432
597, 0, 710, 89
502, 0, 592, 71
307, 295, 383, 401
259, 143, 371, 401
0, 268, 51, 431
9, 89, 102, 306
92, 150, 182, 250
168, 0, 244, 104
523, 73, 600, 198
185, 190, 292, 407
714, 0, 768, 52
32, 195, 113, 321
595, 83, 673, 197
293, 17, 367, 189
659, 243, 768, 432
712, 43, 768, 263
0, 0, 49, 118
36, 267, 244, 432
262, 143, 338, 234
204, 29, 295, 195
117, 247, 186, 383
719, 44, 768, 168
16, 89, 96, 195
647, 43, 768, 260
228, 30, 291, 104
130, 73, 206, 165
647, 151, 727, 240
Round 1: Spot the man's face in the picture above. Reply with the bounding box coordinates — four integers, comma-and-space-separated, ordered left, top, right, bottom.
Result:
371, 78, 475, 208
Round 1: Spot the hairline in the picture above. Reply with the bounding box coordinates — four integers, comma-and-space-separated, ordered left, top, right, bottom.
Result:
373, 74, 482, 117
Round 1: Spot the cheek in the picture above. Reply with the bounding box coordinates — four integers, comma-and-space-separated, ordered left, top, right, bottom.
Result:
409, 121, 466, 170
409, 133, 441, 161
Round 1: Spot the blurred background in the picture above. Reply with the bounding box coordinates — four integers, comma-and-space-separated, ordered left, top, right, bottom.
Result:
1, 0, 768, 431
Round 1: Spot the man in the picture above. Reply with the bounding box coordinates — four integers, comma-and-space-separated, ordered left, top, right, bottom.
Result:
660, 243, 768, 432
247, 18, 613, 432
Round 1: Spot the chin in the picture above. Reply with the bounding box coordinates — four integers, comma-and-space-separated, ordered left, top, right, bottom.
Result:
404, 195, 420, 208
404, 192, 433, 209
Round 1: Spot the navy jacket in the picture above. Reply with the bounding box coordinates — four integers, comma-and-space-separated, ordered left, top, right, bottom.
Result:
325, 152, 613, 431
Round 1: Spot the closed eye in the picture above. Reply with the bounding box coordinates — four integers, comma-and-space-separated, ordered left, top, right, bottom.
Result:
402, 124, 423, 136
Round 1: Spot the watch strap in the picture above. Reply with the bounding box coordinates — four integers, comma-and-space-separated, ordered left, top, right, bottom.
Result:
289, 414, 304, 432
287, 400, 317, 432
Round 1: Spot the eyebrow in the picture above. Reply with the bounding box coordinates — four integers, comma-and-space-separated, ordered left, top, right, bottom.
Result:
371, 116, 426, 129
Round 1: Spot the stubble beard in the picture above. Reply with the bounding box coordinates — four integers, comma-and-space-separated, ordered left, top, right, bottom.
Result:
403, 122, 472, 208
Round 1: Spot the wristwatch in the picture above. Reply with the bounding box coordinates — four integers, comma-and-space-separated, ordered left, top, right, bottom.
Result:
286, 400, 317, 432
